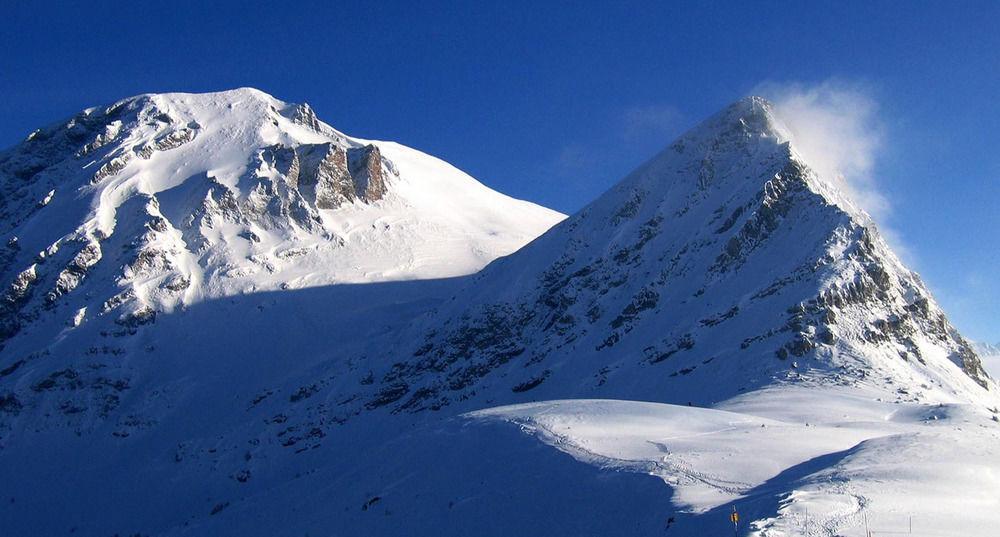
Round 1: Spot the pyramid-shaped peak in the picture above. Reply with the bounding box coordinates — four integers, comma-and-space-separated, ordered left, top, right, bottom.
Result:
365, 93, 992, 415
724, 95, 775, 117
620, 94, 884, 224
614, 95, 796, 207
733, 94, 774, 110
687, 95, 790, 144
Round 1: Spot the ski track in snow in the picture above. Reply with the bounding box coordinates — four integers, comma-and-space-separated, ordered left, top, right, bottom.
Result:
470, 394, 1000, 536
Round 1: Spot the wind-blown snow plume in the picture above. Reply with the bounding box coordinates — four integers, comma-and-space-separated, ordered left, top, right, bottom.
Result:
758, 81, 887, 219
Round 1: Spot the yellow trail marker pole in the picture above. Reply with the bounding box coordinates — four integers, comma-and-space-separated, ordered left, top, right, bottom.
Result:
730, 506, 739, 537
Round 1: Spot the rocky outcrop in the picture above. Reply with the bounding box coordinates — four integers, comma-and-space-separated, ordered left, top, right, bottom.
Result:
134, 123, 199, 159
288, 102, 322, 131
348, 144, 388, 203
0, 265, 37, 341
48, 240, 102, 303
255, 142, 391, 211
297, 144, 356, 209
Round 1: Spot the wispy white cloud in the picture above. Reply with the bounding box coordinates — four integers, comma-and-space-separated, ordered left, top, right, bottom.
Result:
554, 143, 601, 174
553, 103, 684, 178
621, 104, 684, 144
755, 80, 889, 219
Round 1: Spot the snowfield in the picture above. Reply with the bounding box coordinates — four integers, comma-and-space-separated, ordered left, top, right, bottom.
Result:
470, 391, 1000, 536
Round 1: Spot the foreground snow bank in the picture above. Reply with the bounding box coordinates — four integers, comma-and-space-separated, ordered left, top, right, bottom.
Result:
468, 391, 1000, 536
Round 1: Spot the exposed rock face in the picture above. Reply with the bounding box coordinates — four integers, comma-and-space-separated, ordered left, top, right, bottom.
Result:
288, 102, 322, 131
290, 142, 389, 209
348, 144, 388, 203
135, 123, 199, 159
0, 265, 36, 341
243, 145, 324, 233
298, 143, 355, 209
49, 240, 102, 303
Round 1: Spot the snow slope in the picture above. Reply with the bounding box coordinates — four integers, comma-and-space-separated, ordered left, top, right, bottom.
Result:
0, 93, 996, 537
471, 393, 1000, 536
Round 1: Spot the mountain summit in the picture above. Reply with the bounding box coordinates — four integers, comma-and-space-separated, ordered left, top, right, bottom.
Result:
0, 88, 563, 350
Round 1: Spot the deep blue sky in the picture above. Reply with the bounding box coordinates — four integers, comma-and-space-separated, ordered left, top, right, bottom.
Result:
1, 1, 997, 342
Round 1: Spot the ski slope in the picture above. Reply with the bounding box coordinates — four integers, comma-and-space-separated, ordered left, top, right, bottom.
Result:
470, 391, 1000, 536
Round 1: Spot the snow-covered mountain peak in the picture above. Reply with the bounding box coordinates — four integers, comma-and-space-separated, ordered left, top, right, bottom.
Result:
0, 88, 563, 351
623, 95, 876, 225
687, 95, 786, 139
349, 96, 991, 415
